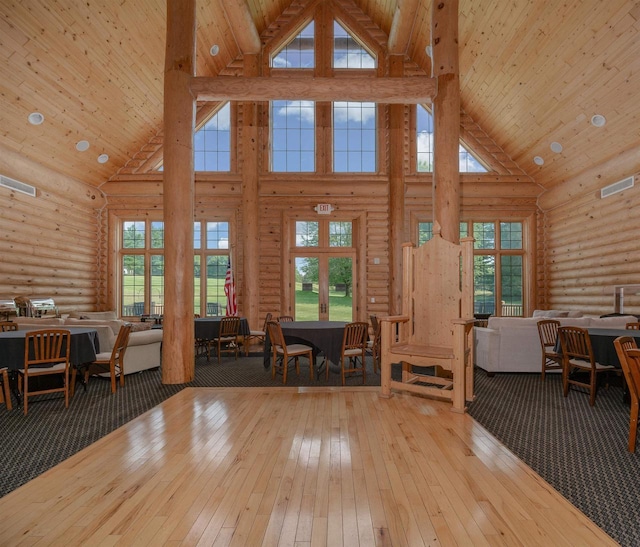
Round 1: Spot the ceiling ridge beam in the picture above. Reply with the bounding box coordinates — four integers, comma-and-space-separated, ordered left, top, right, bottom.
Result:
220, 0, 261, 54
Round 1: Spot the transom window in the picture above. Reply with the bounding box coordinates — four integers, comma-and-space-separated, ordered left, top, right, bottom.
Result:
271, 21, 315, 68
194, 103, 231, 172
333, 21, 376, 69
417, 104, 488, 173
333, 101, 376, 172
418, 220, 525, 316
270, 100, 315, 172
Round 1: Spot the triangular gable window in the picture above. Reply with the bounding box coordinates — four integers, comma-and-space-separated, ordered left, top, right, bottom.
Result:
271, 21, 315, 69
417, 104, 488, 173
333, 21, 376, 69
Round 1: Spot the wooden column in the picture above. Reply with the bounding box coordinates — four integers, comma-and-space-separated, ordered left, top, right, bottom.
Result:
431, 0, 460, 243
242, 54, 260, 330
389, 54, 405, 315
162, 0, 196, 383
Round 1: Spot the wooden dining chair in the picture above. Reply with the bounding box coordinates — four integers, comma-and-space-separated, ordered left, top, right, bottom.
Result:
277, 315, 294, 323
266, 320, 313, 384
0, 367, 12, 410
72, 324, 131, 395
0, 321, 17, 332
366, 314, 381, 374
243, 312, 272, 356
626, 322, 640, 330
18, 329, 71, 415
537, 319, 562, 381
335, 322, 369, 385
211, 316, 241, 364
614, 336, 640, 452
558, 326, 615, 406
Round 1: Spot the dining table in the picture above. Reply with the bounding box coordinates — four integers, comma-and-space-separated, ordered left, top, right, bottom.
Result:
263, 321, 347, 375
587, 327, 640, 368
194, 316, 250, 340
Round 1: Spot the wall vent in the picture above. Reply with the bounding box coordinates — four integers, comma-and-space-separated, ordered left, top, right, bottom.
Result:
0, 174, 37, 197
600, 175, 634, 198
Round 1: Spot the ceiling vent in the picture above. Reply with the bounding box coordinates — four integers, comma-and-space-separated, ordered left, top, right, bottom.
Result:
601, 175, 634, 199
0, 174, 37, 197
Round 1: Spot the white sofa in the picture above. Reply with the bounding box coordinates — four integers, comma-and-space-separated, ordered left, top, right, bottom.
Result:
474, 311, 638, 374
13, 314, 162, 375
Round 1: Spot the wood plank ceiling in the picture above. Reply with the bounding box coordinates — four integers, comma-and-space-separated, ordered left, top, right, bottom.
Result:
0, 0, 639, 192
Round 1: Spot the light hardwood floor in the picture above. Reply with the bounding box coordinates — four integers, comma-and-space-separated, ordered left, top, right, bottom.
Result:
0, 387, 616, 546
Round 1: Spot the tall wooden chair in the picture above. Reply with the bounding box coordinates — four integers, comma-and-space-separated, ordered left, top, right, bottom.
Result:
558, 326, 615, 406
266, 321, 313, 384
72, 324, 131, 395
278, 315, 294, 323
380, 231, 475, 413
614, 336, 640, 452
0, 367, 12, 410
211, 316, 241, 364
334, 321, 368, 385
18, 329, 71, 415
537, 319, 562, 381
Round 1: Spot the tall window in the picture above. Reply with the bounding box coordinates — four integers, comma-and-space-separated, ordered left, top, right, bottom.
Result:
417, 104, 488, 173
333, 21, 376, 69
333, 101, 376, 172
418, 220, 525, 316
271, 100, 315, 172
271, 21, 314, 68
120, 219, 231, 317
121, 221, 165, 316
194, 103, 231, 171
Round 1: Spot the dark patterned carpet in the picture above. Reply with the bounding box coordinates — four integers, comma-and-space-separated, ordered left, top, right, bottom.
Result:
1, 356, 638, 545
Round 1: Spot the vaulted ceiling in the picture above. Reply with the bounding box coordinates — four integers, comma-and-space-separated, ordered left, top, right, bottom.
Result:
1, 0, 639, 194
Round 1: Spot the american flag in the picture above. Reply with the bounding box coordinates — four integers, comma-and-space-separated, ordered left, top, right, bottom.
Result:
224, 259, 237, 316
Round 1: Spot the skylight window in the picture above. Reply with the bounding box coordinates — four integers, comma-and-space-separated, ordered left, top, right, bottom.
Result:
333, 21, 376, 69
271, 21, 315, 69
417, 104, 488, 173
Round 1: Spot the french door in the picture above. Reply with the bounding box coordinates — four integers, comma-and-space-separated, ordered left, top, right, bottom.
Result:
290, 218, 357, 321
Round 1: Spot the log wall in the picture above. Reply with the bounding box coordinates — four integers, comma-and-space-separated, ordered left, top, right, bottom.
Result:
540, 175, 640, 317
0, 144, 105, 313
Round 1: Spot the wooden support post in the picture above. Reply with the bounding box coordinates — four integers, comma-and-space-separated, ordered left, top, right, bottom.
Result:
242, 54, 260, 332
162, 0, 196, 384
389, 55, 405, 315
432, 0, 460, 244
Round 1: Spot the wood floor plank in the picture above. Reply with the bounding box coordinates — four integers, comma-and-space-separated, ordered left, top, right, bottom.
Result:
0, 387, 618, 546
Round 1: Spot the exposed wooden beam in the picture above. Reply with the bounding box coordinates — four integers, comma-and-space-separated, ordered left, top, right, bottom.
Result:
191, 75, 435, 103
220, 0, 261, 55
388, 0, 421, 55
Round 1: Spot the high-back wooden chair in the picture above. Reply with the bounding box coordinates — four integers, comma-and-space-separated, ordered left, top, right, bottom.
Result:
72, 323, 132, 395
558, 326, 615, 406
537, 319, 562, 381
614, 336, 640, 452
18, 329, 71, 415
278, 315, 294, 323
333, 321, 368, 385
244, 312, 273, 356
380, 231, 475, 413
266, 320, 313, 384
211, 316, 241, 363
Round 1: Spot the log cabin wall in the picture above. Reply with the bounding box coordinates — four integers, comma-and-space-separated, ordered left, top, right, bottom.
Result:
0, 144, 105, 313
540, 174, 640, 317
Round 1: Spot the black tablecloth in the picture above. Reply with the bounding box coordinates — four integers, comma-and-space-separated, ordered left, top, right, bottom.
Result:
0, 327, 99, 371
264, 321, 347, 370
587, 328, 640, 367
194, 317, 250, 340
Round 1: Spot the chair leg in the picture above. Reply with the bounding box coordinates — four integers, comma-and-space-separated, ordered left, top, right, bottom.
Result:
22, 375, 28, 416
110, 362, 117, 394
589, 370, 597, 407
282, 357, 288, 385
64, 369, 69, 408
562, 364, 570, 397
629, 400, 639, 453
1, 370, 11, 410
70, 367, 77, 397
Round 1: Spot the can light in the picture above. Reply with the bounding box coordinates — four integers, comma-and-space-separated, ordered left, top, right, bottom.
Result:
28, 112, 45, 125
591, 114, 606, 127
97, 154, 109, 164
533, 156, 544, 166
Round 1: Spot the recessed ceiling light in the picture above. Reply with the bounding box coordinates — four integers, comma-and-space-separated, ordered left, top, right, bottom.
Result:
76, 140, 90, 152
591, 114, 606, 127
550, 141, 563, 153
533, 156, 544, 166
97, 154, 109, 164
210, 44, 219, 56
28, 112, 44, 125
